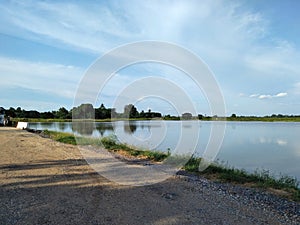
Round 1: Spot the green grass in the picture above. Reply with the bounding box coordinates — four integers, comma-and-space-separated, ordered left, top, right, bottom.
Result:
12, 118, 73, 122
43, 130, 77, 144
100, 136, 169, 161
183, 157, 300, 201
43, 130, 169, 162
42, 130, 300, 201
12, 117, 156, 123
226, 116, 300, 122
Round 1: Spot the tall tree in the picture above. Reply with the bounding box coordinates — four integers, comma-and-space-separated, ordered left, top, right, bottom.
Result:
124, 104, 139, 118
56, 107, 70, 119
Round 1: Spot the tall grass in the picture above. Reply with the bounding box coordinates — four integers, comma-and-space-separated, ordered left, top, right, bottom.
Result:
183, 157, 300, 201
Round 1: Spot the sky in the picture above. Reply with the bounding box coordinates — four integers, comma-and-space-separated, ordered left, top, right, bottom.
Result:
0, 0, 300, 116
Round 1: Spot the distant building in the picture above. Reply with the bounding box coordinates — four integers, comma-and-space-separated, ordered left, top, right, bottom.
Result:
181, 112, 192, 120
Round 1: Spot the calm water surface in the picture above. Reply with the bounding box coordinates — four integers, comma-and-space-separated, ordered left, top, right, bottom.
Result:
28, 121, 300, 180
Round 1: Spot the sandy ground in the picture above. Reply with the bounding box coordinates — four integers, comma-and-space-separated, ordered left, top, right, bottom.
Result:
0, 127, 299, 225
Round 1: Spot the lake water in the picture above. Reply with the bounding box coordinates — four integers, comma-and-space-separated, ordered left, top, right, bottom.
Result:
28, 121, 300, 180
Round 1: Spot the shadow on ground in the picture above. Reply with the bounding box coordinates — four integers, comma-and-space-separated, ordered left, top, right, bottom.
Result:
0, 158, 210, 225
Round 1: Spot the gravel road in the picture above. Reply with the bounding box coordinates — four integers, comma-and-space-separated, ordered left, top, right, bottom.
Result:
0, 127, 299, 225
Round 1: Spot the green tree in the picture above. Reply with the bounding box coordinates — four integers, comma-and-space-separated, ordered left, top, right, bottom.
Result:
6, 107, 16, 117
95, 103, 112, 119
56, 107, 70, 119
198, 114, 203, 120
231, 113, 237, 118
139, 110, 145, 118
124, 104, 139, 118
40, 111, 55, 119
15, 107, 24, 118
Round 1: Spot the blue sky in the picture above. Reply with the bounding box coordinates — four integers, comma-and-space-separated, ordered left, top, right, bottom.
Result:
0, 0, 300, 116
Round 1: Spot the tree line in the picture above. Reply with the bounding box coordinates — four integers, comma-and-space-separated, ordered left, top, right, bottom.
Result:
2, 104, 300, 121
3, 103, 162, 119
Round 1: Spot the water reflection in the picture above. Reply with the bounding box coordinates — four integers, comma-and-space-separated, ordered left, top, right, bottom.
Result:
27, 121, 300, 179
58, 122, 67, 131
96, 122, 114, 136
258, 137, 288, 146
124, 121, 137, 134
72, 122, 94, 136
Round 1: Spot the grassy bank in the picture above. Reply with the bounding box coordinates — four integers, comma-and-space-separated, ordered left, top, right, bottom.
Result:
226, 116, 300, 122
12, 118, 158, 123
184, 158, 300, 201
42, 130, 300, 201
12, 118, 73, 122
43, 130, 169, 161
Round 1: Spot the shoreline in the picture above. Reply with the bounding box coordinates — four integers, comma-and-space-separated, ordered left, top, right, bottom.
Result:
11, 117, 300, 123
33, 129, 300, 202
1, 127, 299, 224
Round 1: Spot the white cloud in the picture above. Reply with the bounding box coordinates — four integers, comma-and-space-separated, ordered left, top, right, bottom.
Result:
275, 92, 288, 97
249, 94, 259, 98
0, 0, 270, 57
1, 0, 289, 84
258, 94, 272, 99
0, 1, 131, 53
249, 92, 288, 100
276, 139, 287, 146
258, 137, 287, 146
0, 1, 299, 114
0, 56, 83, 99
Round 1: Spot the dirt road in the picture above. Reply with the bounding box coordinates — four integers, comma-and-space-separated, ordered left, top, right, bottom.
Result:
0, 127, 299, 224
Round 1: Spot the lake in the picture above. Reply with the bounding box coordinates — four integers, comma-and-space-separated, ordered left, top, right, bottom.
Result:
28, 121, 300, 180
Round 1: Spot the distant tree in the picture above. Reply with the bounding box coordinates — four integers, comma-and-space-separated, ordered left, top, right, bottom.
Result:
56, 107, 70, 119
164, 114, 171, 119
139, 110, 145, 118
25, 110, 40, 118
40, 111, 55, 119
182, 112, 192, 120
95, 104, 106, 119
96, 103, 114, 119
15, 107, 23, 118
163, 114, 180, 120
151, 112, 162, 118
142, 108, 162, 118
6, 107, 16, 117
123, 104, 139, 118
198, 114, 203, 120
209, 115, 217, 120
0, 107, 5, 115
231, 113, 237, 118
